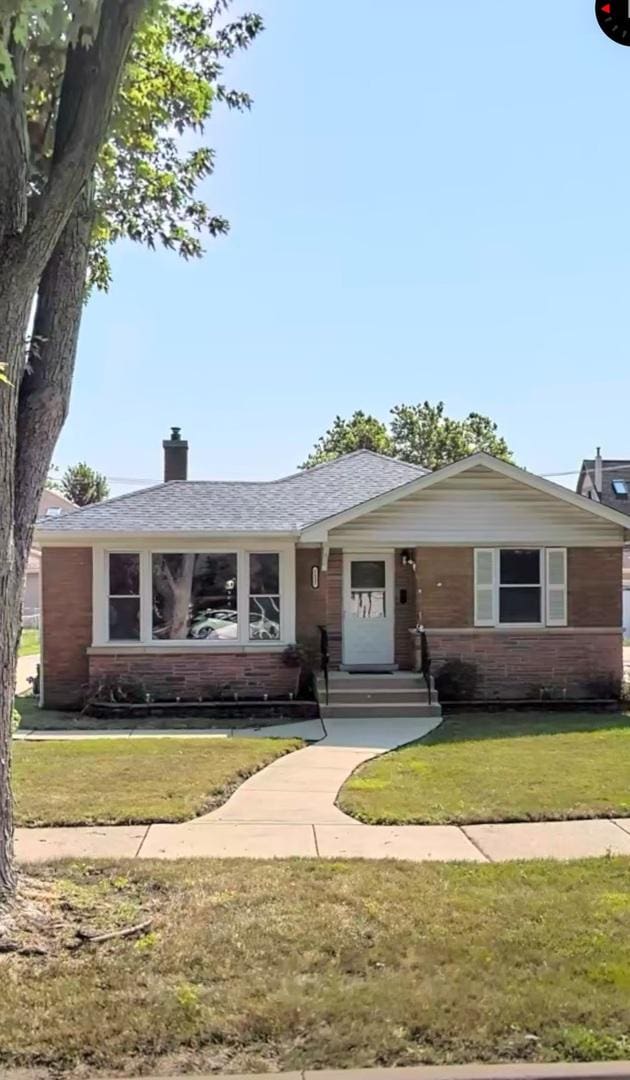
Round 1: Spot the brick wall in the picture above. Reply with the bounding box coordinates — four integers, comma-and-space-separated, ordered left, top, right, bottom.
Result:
295, 548, 327, 654
427, 629, 622, 700
416, 547, 474, 627
395, 552, 416, 669
88, 651, 298, 699
414, 546, 621, 630
42, 547, 92, 708
568, 548, 622, 627
326, 548, 343, 666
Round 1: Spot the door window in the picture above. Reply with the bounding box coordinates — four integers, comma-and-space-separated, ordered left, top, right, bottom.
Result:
350, 560, 386, 618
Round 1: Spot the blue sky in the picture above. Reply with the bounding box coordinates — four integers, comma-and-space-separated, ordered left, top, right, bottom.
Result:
54, 0, 629, 493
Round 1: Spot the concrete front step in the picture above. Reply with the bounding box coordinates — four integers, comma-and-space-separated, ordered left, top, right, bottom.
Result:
325, 689, 432, 704
320, 703, 442, 720
318, 674, 432, 691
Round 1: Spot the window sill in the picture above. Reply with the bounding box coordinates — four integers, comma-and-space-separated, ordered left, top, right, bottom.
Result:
88, 642, 290, 655
418, 627, 621, 635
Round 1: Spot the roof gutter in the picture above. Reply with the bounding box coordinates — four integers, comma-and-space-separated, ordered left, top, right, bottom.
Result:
34, 529, 301, 546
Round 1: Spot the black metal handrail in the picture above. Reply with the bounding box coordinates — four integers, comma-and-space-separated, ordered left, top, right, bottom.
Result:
419, 628, 432, 705
318, 624, 329, 705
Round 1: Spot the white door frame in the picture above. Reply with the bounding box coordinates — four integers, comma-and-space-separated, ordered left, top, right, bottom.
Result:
342, 550, 395, 667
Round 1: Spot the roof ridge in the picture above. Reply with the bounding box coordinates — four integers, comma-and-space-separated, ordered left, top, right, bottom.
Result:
164, 479, 279, 487
275, 448, 427, 482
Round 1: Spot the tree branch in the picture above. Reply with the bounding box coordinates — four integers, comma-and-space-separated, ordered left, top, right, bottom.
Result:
10, 0, 148, 288
0, 34, 28, 246
13, 184, 95, 567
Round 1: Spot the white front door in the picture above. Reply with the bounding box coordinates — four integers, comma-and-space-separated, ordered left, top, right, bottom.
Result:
342, 553, 395, 667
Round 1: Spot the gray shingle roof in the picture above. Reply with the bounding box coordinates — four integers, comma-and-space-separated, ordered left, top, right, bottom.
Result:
36, 451, 426, 535
578, 459, 630, 518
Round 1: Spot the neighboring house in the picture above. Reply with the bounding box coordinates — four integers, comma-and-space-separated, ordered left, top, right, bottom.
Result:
23, 489, 76, 621
34, 429, 630, 709
577, 449, 630, 637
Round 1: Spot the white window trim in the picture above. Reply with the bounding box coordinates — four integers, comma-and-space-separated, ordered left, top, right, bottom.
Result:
92, 541, 295, 648
107, 551, 142, 644
473, 547, 568, 629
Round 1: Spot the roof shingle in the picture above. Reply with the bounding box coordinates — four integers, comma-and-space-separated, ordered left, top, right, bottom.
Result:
36, 451, 426, 535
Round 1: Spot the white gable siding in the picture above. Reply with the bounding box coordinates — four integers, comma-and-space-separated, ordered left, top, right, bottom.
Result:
329, 466, 625, 547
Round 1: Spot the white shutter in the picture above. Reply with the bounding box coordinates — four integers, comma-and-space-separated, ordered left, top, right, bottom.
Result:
474, 548, 496, 626
546, 548, 567, 626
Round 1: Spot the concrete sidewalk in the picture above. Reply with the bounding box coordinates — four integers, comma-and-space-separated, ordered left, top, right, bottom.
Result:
15, 815, 630, 866
13, 715, 630, 865
12, 1062, 630, 1080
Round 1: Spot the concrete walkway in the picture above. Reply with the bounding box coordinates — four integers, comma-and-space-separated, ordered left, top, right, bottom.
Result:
13, 715, 630, 864
12, 1064, 630, 1080
15, 653, 39, 695
10, 1062, 630, 1080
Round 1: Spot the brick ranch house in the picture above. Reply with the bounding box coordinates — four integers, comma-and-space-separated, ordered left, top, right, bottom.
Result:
34, 430, 630, 710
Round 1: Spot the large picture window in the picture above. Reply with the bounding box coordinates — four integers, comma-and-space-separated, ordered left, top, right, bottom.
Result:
100, 547, 291, 646
108, 553, 140, 640
249, 553, 280, 640
152, 553, 238, 640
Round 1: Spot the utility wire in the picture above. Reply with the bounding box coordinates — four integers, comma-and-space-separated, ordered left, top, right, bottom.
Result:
47, 462, 630, 486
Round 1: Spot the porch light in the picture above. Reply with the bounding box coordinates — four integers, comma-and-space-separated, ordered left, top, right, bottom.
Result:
311, 565, 320, 589
401, 550, 411, 566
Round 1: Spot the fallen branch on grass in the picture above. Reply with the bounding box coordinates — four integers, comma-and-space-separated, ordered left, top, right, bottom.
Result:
0, 939, 48, 956
73, 918, 152, 946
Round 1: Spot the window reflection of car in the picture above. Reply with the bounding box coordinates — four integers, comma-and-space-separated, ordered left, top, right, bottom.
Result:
190, 609, 238, 639
249, 616, 280, 640
190, 607, 280, 640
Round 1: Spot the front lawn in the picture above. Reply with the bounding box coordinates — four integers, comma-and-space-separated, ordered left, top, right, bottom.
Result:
18, 628, 40, 657
3, 858, 630, 1073
338, 712, 630, 825
13, 736, 301, 826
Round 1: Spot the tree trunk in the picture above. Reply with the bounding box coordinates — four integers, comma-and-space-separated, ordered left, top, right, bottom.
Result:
0, 283, 32, 897
0, 0, 148, 901
171, 556, 196, 639
15, 187, 94, 557
0, 191, 93, 898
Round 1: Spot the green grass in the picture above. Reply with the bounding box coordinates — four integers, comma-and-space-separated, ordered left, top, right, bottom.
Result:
4, 858, 630, 1073
14, 695, 110, 730
18, 628, 40, 657
13, 736, 301, 826
338, 712, 630, 825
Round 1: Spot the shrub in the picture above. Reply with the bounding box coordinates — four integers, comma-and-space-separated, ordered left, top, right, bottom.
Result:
87, 675, 149, 705
281, 644, 303, 668
12, 706, 20, 733
435, 659, 479, 701
582, 675, 622, 700
282, 642, 319, 670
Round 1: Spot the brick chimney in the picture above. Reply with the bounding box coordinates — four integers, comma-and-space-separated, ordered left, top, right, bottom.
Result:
163, 427, 188, 482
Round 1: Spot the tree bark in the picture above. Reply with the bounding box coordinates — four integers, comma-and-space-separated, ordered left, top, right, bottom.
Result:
0, 190, 94, 898
0, 36, 27, 246
0, 289, 31, 897
15, 186, 95, 561
4, 0, 147, 296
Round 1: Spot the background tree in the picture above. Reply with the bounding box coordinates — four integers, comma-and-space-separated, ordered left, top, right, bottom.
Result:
301, 401, 512, 470
300, 411, 393, 469
390, 401, 512, 469
59, 462, 110, 505
0, 0, 261, 900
